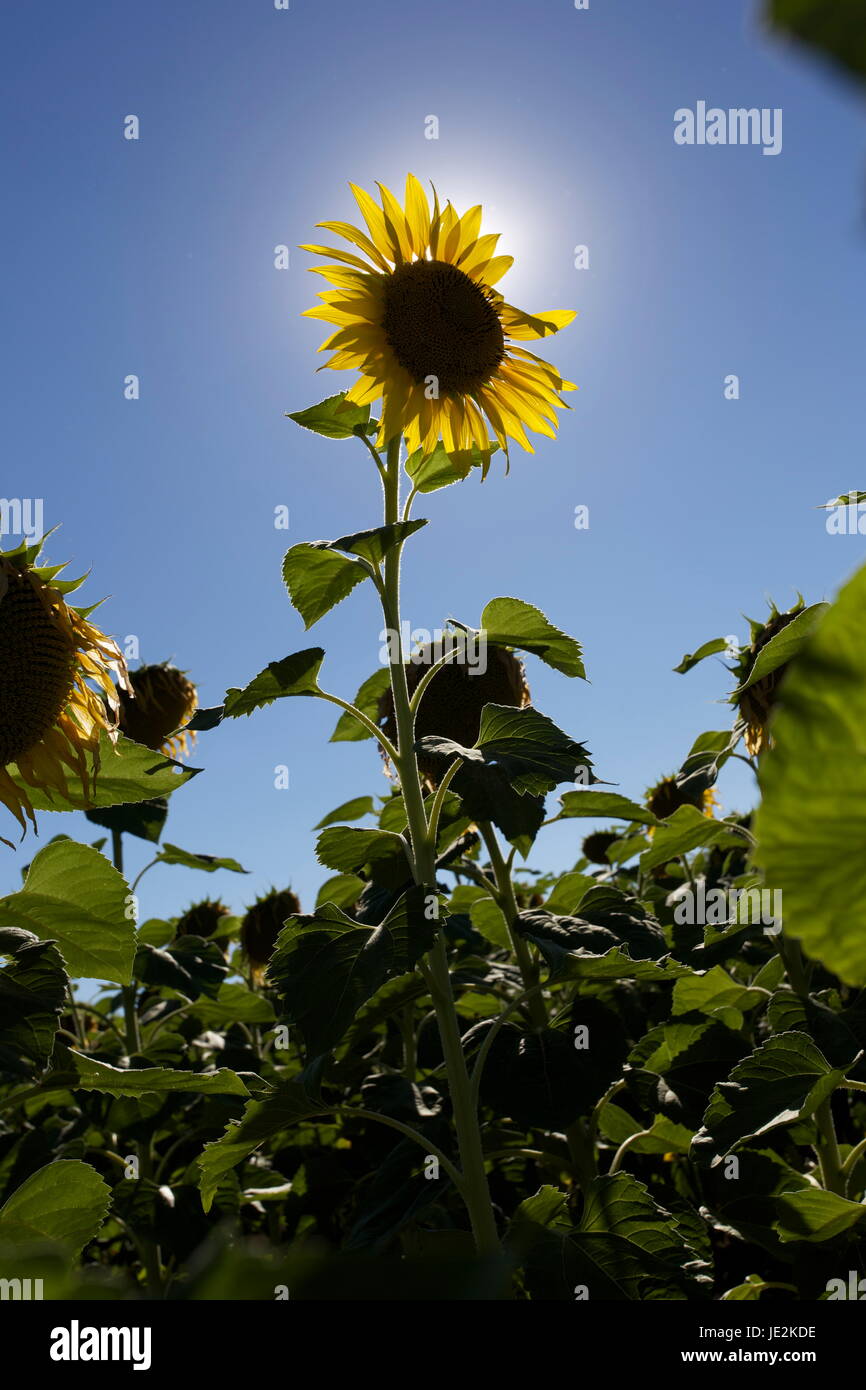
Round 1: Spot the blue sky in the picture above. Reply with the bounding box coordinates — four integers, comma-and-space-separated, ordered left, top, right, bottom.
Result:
1, 0, 864, 920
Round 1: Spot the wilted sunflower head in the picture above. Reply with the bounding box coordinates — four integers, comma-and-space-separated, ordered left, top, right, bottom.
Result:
0, 541, 129, 845
732, 600, 805, 756
241, 888, 301, 980
303, 175, 577, 456
119, 663, 198, 759
581, 829, 621, 866
378, 639, 530, 787
175, 898, 231, 944
646, 774, 718, 823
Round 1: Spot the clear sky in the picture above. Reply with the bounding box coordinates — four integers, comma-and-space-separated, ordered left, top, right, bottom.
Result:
1, 0, 864, 921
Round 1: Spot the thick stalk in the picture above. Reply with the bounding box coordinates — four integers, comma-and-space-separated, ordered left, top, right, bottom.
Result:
111, 830, 141, 1055
478, 821, 547, 1032
815, 1098, 845, 1196
381, 436, 499, 1255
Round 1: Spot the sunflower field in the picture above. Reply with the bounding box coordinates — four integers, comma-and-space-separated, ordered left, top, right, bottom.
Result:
3, 1, 866, 1338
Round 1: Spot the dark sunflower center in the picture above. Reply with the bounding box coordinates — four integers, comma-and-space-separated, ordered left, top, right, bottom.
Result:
0, 572, 75, 767
119, 666, 197, 751
381, 259, 505, 395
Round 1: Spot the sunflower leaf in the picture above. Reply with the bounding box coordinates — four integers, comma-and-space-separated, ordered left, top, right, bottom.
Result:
8, 731, 199, 815
314, 796, 376, 830
329, 520, 427, 566
153, 843, 248, 874
480, 597, 586, 679
754, 566, 866, 983
266, 887, 442, 1056
734, 603, 827, 696
223, 648, 325, 716
286, 392, 374, 439
282, 545, 367, 628
554, 791, 657, 825
0, 930, 67, 1074
690, 1031, 856, 1168
673, 637, 731, 675
0, 840, 136, 985
405, 441, 498, 494
330, 668, 391, 743
0, 1160, 111, 1259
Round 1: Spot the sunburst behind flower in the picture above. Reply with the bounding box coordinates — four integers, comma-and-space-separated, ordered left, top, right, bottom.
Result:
302, 175, 577, 456
0, 541, 129, 844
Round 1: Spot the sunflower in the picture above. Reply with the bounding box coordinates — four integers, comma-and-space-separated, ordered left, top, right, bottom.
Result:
302, 175, 577, 455
242, 887, 301, 981
175, 898, 231, 944
119, 663, 198, 759
732, 601, 804, 756
378, 638, 530, 786
0, 540, 129, 845
646, 774, 718, 823
581, 828, 621, 866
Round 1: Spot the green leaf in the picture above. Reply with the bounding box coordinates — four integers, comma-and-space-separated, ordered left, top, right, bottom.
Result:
480, 597, 586, 679
0, 841, 135, 985
691, 1031, 855, 1168
329, 520, 426, 566
468, 896, 511, 951
640, 806, 737, 871
282, 545, 367, 628
314, 796, 376, 830
773, 1188, 866, 1244
672, 966, 766, 1025
287, 392, 373, 439
267, 888, 441, 1056
330, 668, 390, 743
518, 907, 686, 984
769, 0, 866, 86
754, 567, 866, 984
735, 603, 827, 696
314, 874, 366, 910
315, 825, 409, 883
0, 929, 67, 1073
673, 637, 730, 675
224, 648, 325, 717
198, 1063, 330, 1212
556, 790, 657, 826
510, 1175, 709, 1300
8, 731, 198, 814
405, 440, 498, 493
69, 1051, 250, 1098
188, 982, 275, 1027
0, 1160, 110, 1258
154, 843, 248, 874
86, 796, 168, 844
134, 937, 228, 1000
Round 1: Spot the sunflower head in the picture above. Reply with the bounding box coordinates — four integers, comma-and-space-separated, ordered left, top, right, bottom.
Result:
581, 829, 621, 866
646, 774, 717, 823
732, 600, 805, 756
119, 663, 198, 759
241, 887, 301, 980
378, 639, 530, 787
175, 898, 231, 944
0, 540, 129, 844
302, 175, 577, 458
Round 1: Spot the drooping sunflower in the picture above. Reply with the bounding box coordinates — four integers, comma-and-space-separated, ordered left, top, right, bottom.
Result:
118, 663, 198, 759
378, 637, 530, 786
0, 540, 129, 844
646, 774, 718, 824
302, 175, 577, 455
241, 887, 301, 981
732, 600, 804, 756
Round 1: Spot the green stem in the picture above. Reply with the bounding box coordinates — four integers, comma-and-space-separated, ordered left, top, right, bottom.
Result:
317, 689, 399, 765
111, 830, 141, 1055
478, 820, 547, 1032
380, 434, 499, 1256
814, 1098, 845, 1196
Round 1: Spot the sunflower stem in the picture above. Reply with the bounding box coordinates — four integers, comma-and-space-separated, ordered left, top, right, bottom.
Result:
111, 830, 142, 1056
380, 434, 499, 1256
477, 820, 547, 1032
